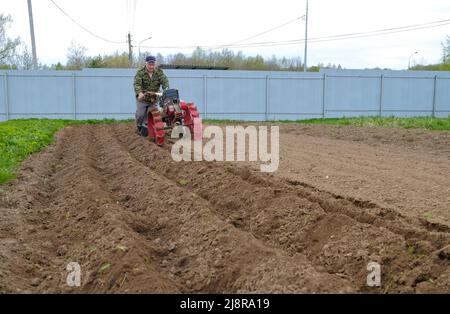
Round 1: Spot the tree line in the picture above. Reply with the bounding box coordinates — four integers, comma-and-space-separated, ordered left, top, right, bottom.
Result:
58, 42, 343, 72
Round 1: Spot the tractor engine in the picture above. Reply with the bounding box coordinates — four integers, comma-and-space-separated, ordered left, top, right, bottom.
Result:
146, 89, 202, 146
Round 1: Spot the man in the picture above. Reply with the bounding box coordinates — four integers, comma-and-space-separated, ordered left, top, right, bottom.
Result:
133, 55, 169, 134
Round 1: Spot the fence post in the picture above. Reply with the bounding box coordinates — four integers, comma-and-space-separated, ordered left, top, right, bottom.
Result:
322, 73, 327, 118
3, 72, 9, 121
72, 72, 77, 120
203, 75, 208, 120
265, 75, 270, 121
432, 75, 437, 118
379, 74, 384, 117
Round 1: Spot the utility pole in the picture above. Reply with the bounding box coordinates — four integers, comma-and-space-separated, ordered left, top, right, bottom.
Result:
303, 0, 309, 72
27, 0, 38, 69
128, 32, 133, 67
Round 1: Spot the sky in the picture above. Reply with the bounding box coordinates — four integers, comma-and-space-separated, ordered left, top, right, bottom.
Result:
2, 0, 450, 70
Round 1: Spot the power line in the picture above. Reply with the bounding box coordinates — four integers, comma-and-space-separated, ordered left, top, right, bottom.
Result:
223, 18, 450, 47
49, 0, 126, 44
140, 15, 306, 50
214, 15, 305, 49
243, 18, 450, 46
231, 20, 450, 48
140, 18, 450, 50
310, 18, 450, 41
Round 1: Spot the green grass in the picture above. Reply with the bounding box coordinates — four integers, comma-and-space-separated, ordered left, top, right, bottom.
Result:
204, 116, 450, 131
285, 116, 450, 131
0, 118, 129, 184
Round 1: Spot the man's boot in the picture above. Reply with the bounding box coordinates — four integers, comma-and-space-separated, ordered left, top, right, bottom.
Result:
135, 125, 142, 135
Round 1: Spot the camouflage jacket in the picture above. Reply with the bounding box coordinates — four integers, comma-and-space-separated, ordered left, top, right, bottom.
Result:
133, 66, 169, 102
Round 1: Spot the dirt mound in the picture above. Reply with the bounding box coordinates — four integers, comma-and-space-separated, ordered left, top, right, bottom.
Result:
0, 123, 449, 293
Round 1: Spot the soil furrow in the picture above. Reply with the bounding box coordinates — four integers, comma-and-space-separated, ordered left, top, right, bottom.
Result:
95, 124, 354, 293
111, 124, 450, 293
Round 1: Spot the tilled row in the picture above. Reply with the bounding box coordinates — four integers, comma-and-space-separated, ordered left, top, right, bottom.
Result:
92, 124, 354, 293
111, 124, 450, 293
0, 126, 77, 293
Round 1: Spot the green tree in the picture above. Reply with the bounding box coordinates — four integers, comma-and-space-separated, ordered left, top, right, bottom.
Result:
54, 62, 65, 70
87, 55, 105, 68
59, 44, 332, 72
102, 51, 129, 68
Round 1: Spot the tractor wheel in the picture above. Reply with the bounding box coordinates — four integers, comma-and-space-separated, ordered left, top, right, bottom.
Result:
182, 103, 202, 141
147, 107, 165, 146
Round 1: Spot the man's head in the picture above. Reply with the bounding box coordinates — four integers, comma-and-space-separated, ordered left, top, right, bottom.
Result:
145, 55, 156, 72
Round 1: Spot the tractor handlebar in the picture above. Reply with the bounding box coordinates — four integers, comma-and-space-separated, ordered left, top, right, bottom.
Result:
144, 91, 163, 97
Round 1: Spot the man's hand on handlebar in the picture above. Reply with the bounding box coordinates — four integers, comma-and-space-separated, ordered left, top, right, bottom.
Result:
146, 91, 163, 97
138, 91, 163, 102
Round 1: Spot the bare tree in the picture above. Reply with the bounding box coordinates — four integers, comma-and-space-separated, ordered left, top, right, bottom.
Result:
0, 14, 21, 67
10, 44, 34, 69
442, 35, 450, 64
66, 41, 87, 70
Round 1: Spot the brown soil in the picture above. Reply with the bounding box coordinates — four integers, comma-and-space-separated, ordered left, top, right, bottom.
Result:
0, 123, 449, 293
277, 124, 450, 227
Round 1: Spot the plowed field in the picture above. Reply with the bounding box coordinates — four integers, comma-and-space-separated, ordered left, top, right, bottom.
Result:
0, 123, 449, 293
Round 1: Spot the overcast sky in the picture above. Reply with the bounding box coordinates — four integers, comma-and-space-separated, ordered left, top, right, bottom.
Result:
3, 0, 450, 69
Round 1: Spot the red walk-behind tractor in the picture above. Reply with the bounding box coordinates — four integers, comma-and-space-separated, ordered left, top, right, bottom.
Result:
140, 89, 202, 145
